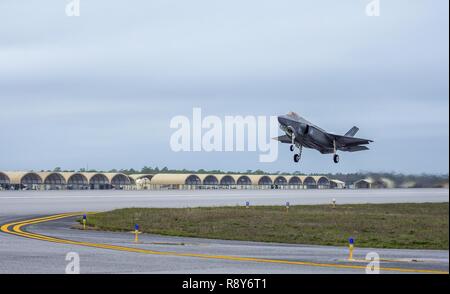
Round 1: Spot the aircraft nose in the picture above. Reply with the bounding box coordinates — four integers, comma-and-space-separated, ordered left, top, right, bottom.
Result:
278, 116, 287, 125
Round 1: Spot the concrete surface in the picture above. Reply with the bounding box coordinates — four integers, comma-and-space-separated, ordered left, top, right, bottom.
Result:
0, 189, 448, 274
0, 188, 448, 215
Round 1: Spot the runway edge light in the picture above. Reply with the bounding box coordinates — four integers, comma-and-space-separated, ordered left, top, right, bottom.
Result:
134, 224, 141, 243
349, 238, 355, 261
286, 202, 290, 213
82, 214, 87, 230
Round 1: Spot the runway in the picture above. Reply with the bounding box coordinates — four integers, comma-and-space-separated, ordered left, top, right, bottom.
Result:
0, 189, 448, 274
0, 188, 448, 215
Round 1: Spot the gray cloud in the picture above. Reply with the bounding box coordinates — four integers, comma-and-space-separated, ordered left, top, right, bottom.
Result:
0, 0, 448, 173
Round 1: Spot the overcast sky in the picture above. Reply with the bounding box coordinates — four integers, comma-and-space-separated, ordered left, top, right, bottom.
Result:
0, 0, 448, 174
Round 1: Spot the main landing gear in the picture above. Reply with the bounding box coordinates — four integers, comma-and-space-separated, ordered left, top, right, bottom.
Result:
333, 154, 340, 163
333, 140, 339, 164
291, 144, 303, 163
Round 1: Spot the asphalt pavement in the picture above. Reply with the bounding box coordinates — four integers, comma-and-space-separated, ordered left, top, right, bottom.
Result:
0, 189, 448, 274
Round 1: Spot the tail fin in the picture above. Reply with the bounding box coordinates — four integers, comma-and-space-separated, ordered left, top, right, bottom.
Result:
345, 126, 359, 137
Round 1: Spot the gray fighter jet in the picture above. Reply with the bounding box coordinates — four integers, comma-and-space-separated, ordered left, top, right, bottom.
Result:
275, 112, 373, 163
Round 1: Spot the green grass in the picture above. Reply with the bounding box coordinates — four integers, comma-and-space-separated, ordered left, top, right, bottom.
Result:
83, 203, 449, 250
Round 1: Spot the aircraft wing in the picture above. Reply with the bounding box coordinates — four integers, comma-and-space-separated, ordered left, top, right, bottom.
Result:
273, 135, 292, 144
330, 134, 373, 148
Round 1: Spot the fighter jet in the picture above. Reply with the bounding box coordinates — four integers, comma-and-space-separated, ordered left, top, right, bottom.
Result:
275, 112, 373, 163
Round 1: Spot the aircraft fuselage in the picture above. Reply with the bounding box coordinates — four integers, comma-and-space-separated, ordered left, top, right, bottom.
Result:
276, 112, 372, 163
278, 114, 334, 153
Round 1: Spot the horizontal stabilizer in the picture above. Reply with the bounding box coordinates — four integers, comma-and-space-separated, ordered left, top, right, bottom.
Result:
345, 126, 359, 137
340, 145, 369, 152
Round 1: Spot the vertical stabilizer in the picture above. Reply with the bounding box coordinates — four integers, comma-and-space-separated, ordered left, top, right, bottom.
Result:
345, 126, 359, 137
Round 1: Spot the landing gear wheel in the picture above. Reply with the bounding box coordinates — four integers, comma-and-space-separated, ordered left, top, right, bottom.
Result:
290, 145, 295, 152
294, 154, 300, 163
333, 154, 340, 163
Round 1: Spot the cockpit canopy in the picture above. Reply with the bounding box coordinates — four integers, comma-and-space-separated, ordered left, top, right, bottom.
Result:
286, 112, 300, 120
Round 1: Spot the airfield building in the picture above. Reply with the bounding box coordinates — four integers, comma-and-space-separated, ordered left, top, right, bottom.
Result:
0, 171, 351, 191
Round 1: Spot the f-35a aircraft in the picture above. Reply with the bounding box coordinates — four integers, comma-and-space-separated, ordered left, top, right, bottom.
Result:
275, 112, 373, 163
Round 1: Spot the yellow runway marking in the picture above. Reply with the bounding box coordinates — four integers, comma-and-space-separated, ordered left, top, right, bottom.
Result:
1, 213, 448, 274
